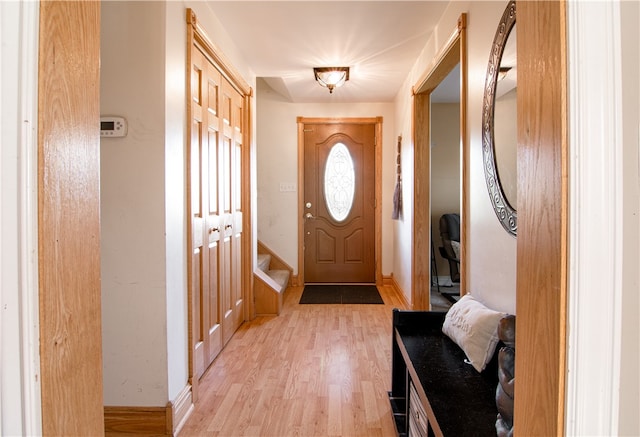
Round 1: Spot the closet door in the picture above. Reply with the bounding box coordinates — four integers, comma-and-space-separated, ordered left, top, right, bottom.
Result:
220, 81, 244, 345
187, 9, 251, 391
229, 82, 245, 335
190, 46, 223, 380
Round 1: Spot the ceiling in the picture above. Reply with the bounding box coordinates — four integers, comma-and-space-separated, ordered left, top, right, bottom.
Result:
207, 1, 453, 103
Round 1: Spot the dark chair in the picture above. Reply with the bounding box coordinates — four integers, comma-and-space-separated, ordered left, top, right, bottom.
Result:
438, 213, 460, 283
496, 315, 516, 437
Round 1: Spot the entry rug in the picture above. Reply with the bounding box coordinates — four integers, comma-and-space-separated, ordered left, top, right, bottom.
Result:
299, 284, 384, 304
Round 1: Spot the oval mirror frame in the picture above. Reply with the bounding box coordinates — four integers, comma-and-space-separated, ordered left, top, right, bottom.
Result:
482, 0, 517, 236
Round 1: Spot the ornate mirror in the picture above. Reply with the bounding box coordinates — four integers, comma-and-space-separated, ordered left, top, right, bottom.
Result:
482, 1, 517, 236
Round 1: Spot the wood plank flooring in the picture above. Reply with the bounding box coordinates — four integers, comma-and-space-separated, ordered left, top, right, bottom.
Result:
179, 284, 408, 436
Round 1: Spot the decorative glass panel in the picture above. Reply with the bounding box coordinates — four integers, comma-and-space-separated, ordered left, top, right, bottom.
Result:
324, 143, 355, 222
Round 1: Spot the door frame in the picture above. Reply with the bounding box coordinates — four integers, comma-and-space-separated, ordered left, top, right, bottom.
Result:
412, 14, 468, 310
296, 117, 383, 286
3, 1, 41, 434
37, 1, 104, 434
514, 2, 568, 434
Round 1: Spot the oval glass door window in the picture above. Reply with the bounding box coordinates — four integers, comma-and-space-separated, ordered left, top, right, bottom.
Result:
324, 142, 355, 222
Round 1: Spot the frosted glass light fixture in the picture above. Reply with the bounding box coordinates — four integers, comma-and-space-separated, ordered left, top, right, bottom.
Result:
313, 67, 349, 94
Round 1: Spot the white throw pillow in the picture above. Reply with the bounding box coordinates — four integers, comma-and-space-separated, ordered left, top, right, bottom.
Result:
442, 294, 506, 372
451, 240, 461, 260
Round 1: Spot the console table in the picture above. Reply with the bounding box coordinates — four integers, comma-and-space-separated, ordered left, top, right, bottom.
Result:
388, 309, 499, 436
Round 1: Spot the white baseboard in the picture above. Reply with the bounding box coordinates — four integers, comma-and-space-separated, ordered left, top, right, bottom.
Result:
170, 384, 194, 436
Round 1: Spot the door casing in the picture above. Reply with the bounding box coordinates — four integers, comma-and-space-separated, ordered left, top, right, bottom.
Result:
297, 117, 383, 286
412, 14, 468, 310
37, 1, 104, 434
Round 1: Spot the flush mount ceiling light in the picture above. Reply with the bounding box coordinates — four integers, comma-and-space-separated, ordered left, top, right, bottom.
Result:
313, 67, 349, 94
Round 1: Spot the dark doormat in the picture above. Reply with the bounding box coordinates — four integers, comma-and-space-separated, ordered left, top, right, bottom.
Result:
299, 284, 384, 304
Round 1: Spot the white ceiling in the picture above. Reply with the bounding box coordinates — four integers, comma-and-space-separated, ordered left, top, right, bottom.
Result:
207, 1, 452, 103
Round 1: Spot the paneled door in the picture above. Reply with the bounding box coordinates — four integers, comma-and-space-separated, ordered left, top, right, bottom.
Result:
219, 79, 245, 346
303, 123, 376, 283
189, 42, 245, 381
189, 46, 223, 380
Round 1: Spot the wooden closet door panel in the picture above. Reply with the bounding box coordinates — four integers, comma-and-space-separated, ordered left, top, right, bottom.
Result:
230, 84, 244, 331
187, 9, 251, 396
204, 61, 223, 364
220, 131, 235, 346
219, 80, 247, 343
190, 46, 226, 378
189, 49, 207, 379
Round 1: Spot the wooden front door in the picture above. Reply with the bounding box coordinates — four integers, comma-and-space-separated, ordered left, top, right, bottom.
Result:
303, 122, 376, 283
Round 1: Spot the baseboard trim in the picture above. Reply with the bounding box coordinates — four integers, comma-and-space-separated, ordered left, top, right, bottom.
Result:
104, 383, 193, 437
104, 405, 170, 435
384, 274, 410, 309
169, 384, 194, 436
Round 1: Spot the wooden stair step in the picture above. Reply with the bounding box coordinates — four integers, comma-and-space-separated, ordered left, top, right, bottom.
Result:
255, 244, 293, 316
266, 269, 289, 293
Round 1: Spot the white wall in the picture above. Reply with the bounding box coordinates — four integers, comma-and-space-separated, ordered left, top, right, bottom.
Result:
101, 1, 170, 406
101, 0, 256, 407
164, 0, 189, 404
618, 2, 640, 433
431, 103, 461, 280
493, 88, 517, 206
394, 1, 517, 313
256, 80, 396, 275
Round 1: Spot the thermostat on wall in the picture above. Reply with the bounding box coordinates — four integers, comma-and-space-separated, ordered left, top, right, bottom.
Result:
100, 116, 127, 137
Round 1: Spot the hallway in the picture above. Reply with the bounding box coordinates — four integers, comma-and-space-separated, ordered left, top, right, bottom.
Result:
180, 285, 408, 436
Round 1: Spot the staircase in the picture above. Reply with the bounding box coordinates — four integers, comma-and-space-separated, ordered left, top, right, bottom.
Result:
254, 250, 291, 316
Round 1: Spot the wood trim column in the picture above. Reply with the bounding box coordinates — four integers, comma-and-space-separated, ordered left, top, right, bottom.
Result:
458, 14, 468, 298
515, 1, 568, 435
411, 91, 431, 310
38, 1, 104, 434
374, 116, 384, 285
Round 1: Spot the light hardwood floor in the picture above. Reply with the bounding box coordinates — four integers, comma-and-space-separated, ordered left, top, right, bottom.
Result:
179, 284, 408, 436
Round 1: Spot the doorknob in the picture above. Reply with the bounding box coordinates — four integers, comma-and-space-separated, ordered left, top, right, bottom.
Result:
305, 212, 315, 219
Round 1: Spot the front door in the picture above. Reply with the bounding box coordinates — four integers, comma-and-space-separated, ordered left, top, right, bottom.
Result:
303, 122, 376, 283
